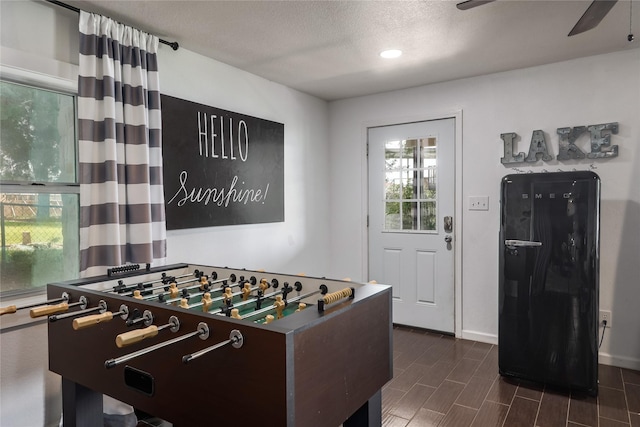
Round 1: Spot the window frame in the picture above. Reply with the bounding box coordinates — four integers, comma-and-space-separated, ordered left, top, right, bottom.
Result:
0, 67, 80, 298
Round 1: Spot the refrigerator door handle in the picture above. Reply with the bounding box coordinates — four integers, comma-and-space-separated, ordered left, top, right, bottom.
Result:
505, 239, 543, 249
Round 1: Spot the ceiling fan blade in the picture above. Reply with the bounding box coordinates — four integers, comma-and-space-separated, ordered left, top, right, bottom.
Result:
456, 0, 496, 11
568, 0, 618, 36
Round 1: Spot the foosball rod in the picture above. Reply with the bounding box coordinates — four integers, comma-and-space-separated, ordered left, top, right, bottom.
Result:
29, 295, 88, 318
72, 304, 129, 330
113, 272, 195, 296
182, 329, 243, 364
0, 292, 69, 316
136, 276, 232, 302
105, 322, 209, 369
131, 276, 210, 300
180, 277, 275, 306
49, 299, 106, 322
239, 289, 323, 321
161, 277, 240, 305
115, 315, 180, 347
185, 283, 275, 309
218, 288, 285, 311
202, 287, 287, 314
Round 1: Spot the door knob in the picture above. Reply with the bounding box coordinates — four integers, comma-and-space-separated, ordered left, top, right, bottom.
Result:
444, 235, 452, 243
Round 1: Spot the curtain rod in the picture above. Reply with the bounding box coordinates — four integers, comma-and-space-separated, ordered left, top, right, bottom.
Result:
46, 0, 179, 51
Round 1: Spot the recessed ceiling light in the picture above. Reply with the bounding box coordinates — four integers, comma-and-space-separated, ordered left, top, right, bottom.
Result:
380, 49, 402, 59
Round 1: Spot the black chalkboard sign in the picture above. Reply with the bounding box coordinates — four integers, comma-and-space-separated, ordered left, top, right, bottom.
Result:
161, 94, 284, 229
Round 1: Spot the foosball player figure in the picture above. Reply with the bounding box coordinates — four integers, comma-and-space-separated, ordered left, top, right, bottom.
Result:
179, 298, 190, 309
274, 295, 285, 319
264, 314, 275, 324
259, 278, 270, 294
282, 283, 293, 299
231, 308, 242, 319
168, 283, 179, 299
161, 274, 174, 285
113, 280, 126, 293
222, 287, 234, 304
255, 291, 264, 309
220, 299, 234, 317
199, 274, 209, 291
201, 293, 213, 312
296, 303, 306, 312
133, 290, 143, 300
242, 283, 252, 301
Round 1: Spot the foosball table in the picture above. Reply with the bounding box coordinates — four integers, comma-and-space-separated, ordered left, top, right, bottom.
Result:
28, 263, 391, 426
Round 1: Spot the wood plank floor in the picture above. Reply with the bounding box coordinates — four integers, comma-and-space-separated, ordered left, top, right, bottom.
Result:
384, 325, 640, 427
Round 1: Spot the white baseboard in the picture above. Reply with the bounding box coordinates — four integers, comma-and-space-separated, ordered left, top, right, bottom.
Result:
461, 330, 640, 371
461, 330, 498, 345
598, 352, 640, 371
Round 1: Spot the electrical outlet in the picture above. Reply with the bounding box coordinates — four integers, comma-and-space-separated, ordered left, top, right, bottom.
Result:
599, 310, 612, 328
469, 196, 489, 211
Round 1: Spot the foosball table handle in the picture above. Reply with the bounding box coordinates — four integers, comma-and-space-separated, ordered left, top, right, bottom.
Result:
0, 305, 17, 316
73, 312, 115, 330
30, 303, 69, 318
116, 325, 159, 348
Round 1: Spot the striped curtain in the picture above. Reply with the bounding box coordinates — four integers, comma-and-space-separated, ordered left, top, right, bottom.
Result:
78, 11, 166, 277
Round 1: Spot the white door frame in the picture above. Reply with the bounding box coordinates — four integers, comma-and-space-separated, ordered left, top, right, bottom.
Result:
360, 110, 463, 338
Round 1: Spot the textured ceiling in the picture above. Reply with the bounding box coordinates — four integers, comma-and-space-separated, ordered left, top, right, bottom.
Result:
66, 0, 640, 101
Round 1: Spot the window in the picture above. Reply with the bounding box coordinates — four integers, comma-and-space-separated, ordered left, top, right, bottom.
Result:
0, 79, 79, 295
384, 137, 437, 232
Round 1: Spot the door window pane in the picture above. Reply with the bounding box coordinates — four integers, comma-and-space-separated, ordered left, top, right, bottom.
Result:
385, 202, 401, 230
420, 201, 437, 231
383, 136, 437, 232
384, 175, 402, 199
403, 201, 418, 230
385, 140, 401, 170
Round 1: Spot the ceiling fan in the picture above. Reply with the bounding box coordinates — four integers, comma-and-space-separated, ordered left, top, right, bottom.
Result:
456, 0, 619, 36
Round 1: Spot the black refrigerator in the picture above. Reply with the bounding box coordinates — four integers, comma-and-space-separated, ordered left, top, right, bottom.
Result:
499, 171, 600, 395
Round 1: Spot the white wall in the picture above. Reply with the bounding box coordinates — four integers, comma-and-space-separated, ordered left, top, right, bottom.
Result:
0, 2, 329, 426
2, 2, 639, 427
328, 48, 640, 369
159, 49, 331, 276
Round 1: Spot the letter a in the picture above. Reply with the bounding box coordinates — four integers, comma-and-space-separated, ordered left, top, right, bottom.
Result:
525, 130, 553, 163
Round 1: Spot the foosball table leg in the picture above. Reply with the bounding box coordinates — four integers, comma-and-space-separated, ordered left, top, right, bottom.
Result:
61, 378, 103, 427
343, 389, 382, 427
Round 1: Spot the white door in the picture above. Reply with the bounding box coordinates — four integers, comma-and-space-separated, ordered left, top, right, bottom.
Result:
368, 118, 455, 333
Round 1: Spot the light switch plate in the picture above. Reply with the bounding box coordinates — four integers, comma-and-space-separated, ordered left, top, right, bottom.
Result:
469, 196, 489, 211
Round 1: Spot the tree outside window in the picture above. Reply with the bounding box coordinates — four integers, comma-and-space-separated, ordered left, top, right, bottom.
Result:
0, 80, 79, 295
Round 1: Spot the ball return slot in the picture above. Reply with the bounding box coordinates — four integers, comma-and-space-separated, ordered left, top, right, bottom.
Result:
105, 321, 209, 368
